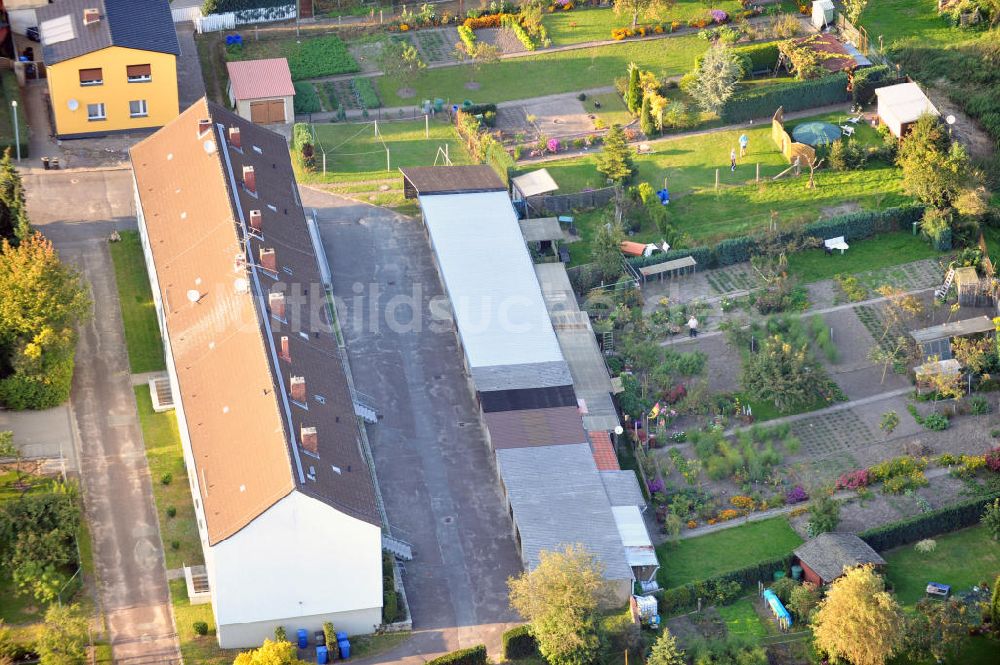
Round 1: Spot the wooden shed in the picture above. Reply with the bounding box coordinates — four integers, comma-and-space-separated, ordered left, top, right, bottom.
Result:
226, 58, 295, 125
794, 533, 885, 586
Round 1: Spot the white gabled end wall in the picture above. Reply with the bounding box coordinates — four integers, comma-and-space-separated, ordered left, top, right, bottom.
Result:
211, 490, 383, 648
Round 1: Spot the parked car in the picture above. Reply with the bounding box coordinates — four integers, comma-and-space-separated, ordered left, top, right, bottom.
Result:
26, 26, 40, 42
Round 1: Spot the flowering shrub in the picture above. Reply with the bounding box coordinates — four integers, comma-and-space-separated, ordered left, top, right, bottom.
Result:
953, 454, 985, 478
707, 518, 718, 525
688, 10, 714, 28
717, 509, 740, 521
986, 446, 1000, 472
882, 470, 929, 494
937, 452, 959, 466
457, 24, 476, 51
710, 9, 729, 23
686, 520, 697, 529
664, 384, 686, 404
835, 469, 870, 490
399, 23, 411, 31
785, 485, 808, 504
789, 506, 809, 518
611, 22, 678, 40
464, 13, 511, 28
648, 478, 665, 494
869, 456, 926, 482
546, 138, 560, 153
730, 495, 755, 510
623, 127, 638, 141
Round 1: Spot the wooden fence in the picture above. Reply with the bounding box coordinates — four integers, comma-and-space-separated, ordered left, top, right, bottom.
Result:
771, 107, 815, 165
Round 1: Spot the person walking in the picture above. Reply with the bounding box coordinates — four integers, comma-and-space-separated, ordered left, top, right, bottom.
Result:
739, 133, 749, 157
730, 148, 737, 172
687, 315, 699, 338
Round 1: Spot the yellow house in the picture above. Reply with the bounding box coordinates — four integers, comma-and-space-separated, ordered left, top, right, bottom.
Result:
37, 0, 180, 138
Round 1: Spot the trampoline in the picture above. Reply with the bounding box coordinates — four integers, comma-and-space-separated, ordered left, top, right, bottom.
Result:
792, 121, 841, 146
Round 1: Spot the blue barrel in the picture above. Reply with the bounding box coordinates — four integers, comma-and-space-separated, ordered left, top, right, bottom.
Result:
317, 646, 329, 664
336, 632, 348, 642
338, 639, 351, 659
297, 629, 308, 649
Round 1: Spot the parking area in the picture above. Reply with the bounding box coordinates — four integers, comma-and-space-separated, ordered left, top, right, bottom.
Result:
301, 187, 522, 658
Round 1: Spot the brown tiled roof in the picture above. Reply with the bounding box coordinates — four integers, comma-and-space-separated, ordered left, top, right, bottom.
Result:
401, 165, 505, 198
484, 406, 587, 450
588, 431, 619, 471
130, 98, 380, 545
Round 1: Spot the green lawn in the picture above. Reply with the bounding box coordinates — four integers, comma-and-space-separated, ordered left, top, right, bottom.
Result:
786, 232, 940, 284
716, 598, 769, 639
656, 517, 803, 589
858, 0, 969, 49
588, 91, 632, 128
377, 33, 707, 106
542, 2, 744, 45
109, 232, 165, 374
883, 526, 1000, 606
171, 579, 239, 665
134, 388, 203, 569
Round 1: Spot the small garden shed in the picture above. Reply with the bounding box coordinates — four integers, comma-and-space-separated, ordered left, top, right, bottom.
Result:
875, 82, 939, 138
794, 533, 885, 586
910, 315, 996, 361
226, 58, 295, 125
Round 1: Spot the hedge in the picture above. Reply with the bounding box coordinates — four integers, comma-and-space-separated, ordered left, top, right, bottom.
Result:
427, 645, 488, 665
202, 0, 283, 11
859, 490, 1000, 552
659, 554, 795, 615
0, 72, 28, 159
502, 625, 538, 660
694, 41, 781, 77
852, 65, 903, 105
720, 72, 851, 123
627, 205, 926, 272
292, 81, 320, 114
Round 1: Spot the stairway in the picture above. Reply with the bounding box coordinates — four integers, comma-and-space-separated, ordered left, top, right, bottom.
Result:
382, 534, 414, 561
935, 266, 955, 300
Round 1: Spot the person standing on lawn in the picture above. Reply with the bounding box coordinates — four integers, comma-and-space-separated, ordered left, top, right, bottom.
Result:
739, 133, 749, 157
730, 148, 737, 172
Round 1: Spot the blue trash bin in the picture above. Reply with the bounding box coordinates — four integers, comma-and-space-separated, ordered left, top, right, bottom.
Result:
317, 646, 329, 664
297, 629, 308, 649
338, 639, 351, 659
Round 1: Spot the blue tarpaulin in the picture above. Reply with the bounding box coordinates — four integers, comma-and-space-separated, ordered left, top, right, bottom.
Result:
763, 589, 793, 627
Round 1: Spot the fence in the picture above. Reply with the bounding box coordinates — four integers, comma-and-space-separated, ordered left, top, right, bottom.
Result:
196, 3, 297, 33
771, 107, 815, 166
836, 14, 870, 55
526, 186, 617, 215
171, 5, 203, 22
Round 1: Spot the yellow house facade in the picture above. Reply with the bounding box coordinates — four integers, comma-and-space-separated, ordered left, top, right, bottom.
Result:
47, 46, 178, 138
37, 0, 181, 138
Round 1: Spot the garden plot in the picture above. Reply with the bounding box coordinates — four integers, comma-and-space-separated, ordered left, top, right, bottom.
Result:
815, 307, 910, 400
414, 28, 459, 64
475, 27, 529, 55
497, 96, 596, 140
791, 409, 878, 459
704, 264, 761, 295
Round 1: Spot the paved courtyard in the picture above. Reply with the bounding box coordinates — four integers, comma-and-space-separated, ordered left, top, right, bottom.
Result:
303, 187, 522, 662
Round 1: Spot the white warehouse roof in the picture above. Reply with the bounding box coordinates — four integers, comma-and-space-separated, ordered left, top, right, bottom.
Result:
420, 191, 565, 369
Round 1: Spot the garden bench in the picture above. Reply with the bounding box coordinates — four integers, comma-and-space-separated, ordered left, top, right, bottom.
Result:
824, 236, 850, 255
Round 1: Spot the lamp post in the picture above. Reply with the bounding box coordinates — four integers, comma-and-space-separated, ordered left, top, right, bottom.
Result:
10, 100, 19, 162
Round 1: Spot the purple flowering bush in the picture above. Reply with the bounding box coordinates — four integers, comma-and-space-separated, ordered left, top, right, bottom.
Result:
785, 485, 809, 504
711, 9, 729, 23
547, 138, 561, 153
648, 478, 665, 494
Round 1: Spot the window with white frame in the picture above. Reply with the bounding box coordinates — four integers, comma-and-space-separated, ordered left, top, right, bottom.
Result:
126, 64, 152, 82
87, 103, 106, 121
129, 99, 148, 118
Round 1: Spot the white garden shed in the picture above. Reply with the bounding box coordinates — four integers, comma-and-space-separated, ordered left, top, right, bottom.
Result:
875, 82, 939, 138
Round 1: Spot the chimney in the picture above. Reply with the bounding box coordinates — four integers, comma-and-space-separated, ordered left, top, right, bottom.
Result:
197, 118, 212, 138
228, 126, 241, 149
242, 165, 256, 194
290, 376, 306, 403
268, 291, 286, 320
83, 8, 100, 25
279, 336, 290, 362
300, 426, 318, 455
249, 209, 262, 234
259, 247, 276, 273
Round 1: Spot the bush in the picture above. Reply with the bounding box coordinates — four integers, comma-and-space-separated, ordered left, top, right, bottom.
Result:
292, 123, 313, 154
383, 590, 399, 622
852, 65, 899, 105
658, 555, 794, 615
720, 72, 850, 122
293, 81, 321, 114
770, 576, 798, 604
694, 42, 780, 76
921, 412, 949, 431
828, 138, 867, 171
457, 24, 477, 51
161, 473, 172, 485
171, 540, 180, 550
859, 491, 1000, 551
502, 625, 538, 659
427, 645, 488, 665
970, 394, 990, 415
166, 506, 177, 518
193, 621, 208, 636
914, 538, 937, 553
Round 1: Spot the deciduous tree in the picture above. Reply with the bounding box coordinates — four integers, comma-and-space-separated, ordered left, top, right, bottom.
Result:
378, 38, 427, 82
613, 0, 675, 29
508, 545, 610, 665
812, 565, 905, 665
904, 598, 973, 663
982, 497, 1000, 540
0, 150, 30, 245
37, 604, 88, 665
741, 334, 816, 412
897, 113, 976, 209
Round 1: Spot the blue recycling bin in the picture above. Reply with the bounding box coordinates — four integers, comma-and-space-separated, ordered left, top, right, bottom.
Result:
226, 34, 243, 46
317, 646, 329, 664
297, 629, 308, 649
338, 639, 351, 659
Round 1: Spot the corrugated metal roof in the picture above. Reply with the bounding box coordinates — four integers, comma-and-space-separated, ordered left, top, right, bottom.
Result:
38, 0, 179, 65
600, 471, 646, 509
226, 58, 296, 101
420, 190, 565, 369
496, 443, 633, 581
471, 362, 574, 392
910, 316, 994, 344
402, 165, 505, 196
511, 169, 559, 197
484, 406, 587, 449
518, 216, 563, 243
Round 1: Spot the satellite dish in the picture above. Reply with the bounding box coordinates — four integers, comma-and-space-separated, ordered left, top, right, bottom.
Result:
67, 98, 79, 111
186, 289, 201, 303
234, 277, 248, 294
204, 139, 216, 154
614, 426, 624, 436
946, 115, 956, 125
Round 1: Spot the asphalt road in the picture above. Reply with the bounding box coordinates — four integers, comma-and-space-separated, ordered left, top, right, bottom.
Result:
25, 170, 182, 665
302, 186, 524, 663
